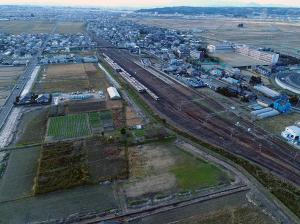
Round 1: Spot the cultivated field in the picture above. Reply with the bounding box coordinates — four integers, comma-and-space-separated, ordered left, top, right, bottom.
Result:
0, 146, 40, 202
0, 20, 55, 34
0, 66, 24, 106
129, 16, 300, 58
122, 142, 229, 203
0, 184, 117, 223
86, 137, 128, 182
0, 21, 85, 34
126, 106, 143, 127
47, 113, 91, 141
33, 63, 109, 93
16, 108, 49, 145
56, 22, 85, 34
34, 141, 89, 194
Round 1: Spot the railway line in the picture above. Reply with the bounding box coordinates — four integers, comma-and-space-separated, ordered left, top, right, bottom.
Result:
95, 38, 300, 186
80, 184, 249, 224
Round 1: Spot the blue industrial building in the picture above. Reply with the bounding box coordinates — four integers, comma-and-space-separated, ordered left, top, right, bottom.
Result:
273, 95, 292, 113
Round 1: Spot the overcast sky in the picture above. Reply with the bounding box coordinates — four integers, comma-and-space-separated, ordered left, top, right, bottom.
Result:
0, 0, 299, 8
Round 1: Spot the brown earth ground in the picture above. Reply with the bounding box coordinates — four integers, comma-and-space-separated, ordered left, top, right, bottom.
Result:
33, 63, 109, 94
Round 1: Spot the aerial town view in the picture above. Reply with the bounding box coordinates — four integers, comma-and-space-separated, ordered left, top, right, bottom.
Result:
0, 1, 299, 223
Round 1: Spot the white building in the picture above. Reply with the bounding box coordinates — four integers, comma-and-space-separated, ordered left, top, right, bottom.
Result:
235, 45, 279, 65
107, 87, 121, 100
281, 126, 300, 142
207, 43, 233, 53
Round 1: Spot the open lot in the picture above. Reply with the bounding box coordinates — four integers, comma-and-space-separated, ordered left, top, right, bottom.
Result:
0, 20, 55, 34
0, 66, 24, 107
211, 52, 268, 67
123, 142, 229, 201
33, 63, 109, 94
129, 16, 300, 58
255, 112, 300, 135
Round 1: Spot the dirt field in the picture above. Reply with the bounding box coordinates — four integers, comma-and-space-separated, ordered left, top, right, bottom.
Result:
33, 63, 109, 93
56, 22, 85, 34
0, 66, 24, 106
0, 20, 55, 34
0, 146, 40, 202
15, 108, 49, 145
123, 142, 229, 200
129, 16, 300, 57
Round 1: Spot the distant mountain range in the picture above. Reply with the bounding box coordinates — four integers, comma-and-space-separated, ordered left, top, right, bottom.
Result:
136, 6, 300, 18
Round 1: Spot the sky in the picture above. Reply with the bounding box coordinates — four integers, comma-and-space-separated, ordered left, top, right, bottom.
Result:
0, 0, 300, 8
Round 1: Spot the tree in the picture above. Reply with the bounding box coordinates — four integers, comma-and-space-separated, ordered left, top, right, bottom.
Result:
249, 76, 262, 85
289, 95, 299, 106
120, 128, 126, 135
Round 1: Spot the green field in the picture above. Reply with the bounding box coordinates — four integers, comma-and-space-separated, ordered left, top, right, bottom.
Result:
47, 114, 91, 140
171, 149, 228, 191
172, 161, 224, 190
88, 112, 102, 129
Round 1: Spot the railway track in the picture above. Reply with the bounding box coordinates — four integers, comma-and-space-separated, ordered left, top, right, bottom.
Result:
94, 37, 300, 186
81, 184, 249, 224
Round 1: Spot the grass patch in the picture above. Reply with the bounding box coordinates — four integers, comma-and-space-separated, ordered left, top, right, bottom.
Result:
171, 149, 227, 191
133, 129, 145, 137
47, 113, 91, 140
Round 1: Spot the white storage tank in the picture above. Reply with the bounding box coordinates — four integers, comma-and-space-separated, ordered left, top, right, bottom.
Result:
107, 87, 121, 100
257, 109, 280, 120
251, 107, 273, 116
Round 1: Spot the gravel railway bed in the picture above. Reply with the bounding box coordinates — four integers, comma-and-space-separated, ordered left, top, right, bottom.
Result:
95, 38, 300, 186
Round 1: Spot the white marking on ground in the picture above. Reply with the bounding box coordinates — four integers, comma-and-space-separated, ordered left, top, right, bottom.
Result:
21, 66, 40, 97
0, 107, 21, 148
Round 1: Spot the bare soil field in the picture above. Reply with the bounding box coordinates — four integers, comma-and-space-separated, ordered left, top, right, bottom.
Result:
86, 137, 128, 182
126, 106, 143, 127
33, 63, 109, 93
129, 16, 300, 57
0, 66, 24, 106
56, 22, 85, 34
123, 142, 229, 200
0, 20, 55, 34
